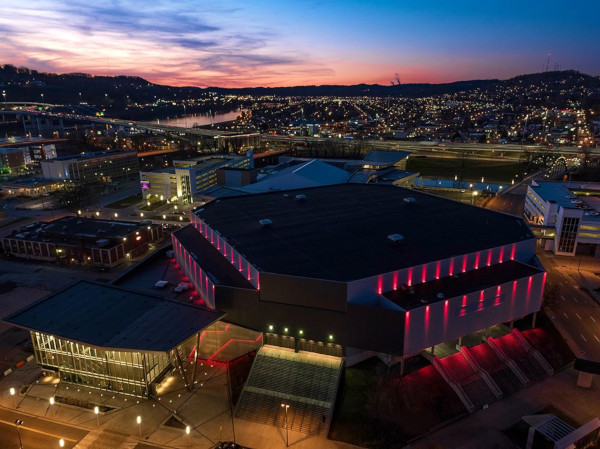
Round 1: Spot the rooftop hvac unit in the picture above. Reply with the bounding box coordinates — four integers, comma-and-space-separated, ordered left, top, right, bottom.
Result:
296, 194, 307, 200
259, 219, 272, 227
403, 197, 416, 204
387, 233, 404, 243
96, 239, 110, 247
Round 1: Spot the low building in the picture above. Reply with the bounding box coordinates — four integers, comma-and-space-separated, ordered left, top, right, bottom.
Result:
1, 216, 164, 268
139, 154, 252, 203
524, 181, 600, 256
3, 281, 224, 397
0, 177, 63, 197
40, 149, 139, 183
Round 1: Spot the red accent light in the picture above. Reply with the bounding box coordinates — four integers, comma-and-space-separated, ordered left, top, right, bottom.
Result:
449, 258, 454, 276
435, 261, 440, 279
136, 236, 142, 241
499, 246, 505, 263
462, 255, 467, 273
408, 268, 413, 287
462, 295, 467, 307
474, 252, 480, 270
479, 290, 484, 302
421, 264, 427, 283
393, 272, 398, 290
510, 244, 516, 260
486, 250, 492, 267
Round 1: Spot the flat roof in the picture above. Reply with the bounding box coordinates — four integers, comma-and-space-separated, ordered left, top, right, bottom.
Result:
195, 184, 534, 282
47, 148, 136, 162
4, 281, 224, 352
173, 225, 255, 289
9, 216, 159, 240
531, 181, 600, 209
383, 260, 543, 310
1, 177, 58, 187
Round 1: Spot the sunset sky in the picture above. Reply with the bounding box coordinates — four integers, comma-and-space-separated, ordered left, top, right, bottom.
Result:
1, 0, 599, 87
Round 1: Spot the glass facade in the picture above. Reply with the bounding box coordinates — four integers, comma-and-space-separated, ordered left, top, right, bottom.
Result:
558, 216, 580, 253
32, 331, 171, 397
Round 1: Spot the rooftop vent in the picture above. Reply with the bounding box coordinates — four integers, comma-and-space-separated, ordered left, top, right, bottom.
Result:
436, 293, 445, 300
296, 194, 307, 200
259, 219, 272, 227
403, 197, 416, 204
387, 233, 404, 243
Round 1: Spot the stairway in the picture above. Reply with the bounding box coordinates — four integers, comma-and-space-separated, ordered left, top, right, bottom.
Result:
465, 344, 524, 395
435, 352, 498, 411
235, 346, 343, 438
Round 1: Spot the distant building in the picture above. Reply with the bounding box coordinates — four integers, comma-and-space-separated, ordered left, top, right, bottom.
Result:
0, 177, 63, 197
524, 181, 600, 256
2, 216, 164, 268
139, 154, 252, 203
40, 149, 139, 183
0, 147, 26, 173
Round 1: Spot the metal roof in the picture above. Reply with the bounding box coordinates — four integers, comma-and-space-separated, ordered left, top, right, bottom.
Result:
4, 281, 224, 352
194, 184, 535, 282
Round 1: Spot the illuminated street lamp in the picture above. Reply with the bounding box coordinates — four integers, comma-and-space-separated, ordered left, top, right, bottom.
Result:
96, 211, 100, 217
472, 190, 478, 205
185, 426, 191, 446
281, 403, 290, 447
114, 212, 118, 218
94, 406, 100, 426
137, 415, 142, 437
9, 387, 17, 408
59, 438, 65, 447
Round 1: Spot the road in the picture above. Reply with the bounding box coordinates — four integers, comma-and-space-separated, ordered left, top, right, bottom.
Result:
484, 170, 600, 365
539, 252, 600, 363
0, 407, 87, 449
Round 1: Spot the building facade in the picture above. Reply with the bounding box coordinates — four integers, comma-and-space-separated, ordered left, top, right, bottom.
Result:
524, 181, 600, 256
140, 154, 252, 203
41, 149, 139, 183
2, 216, 164, 268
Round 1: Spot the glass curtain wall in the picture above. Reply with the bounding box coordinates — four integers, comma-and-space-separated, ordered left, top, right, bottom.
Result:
32, 331, 171, 397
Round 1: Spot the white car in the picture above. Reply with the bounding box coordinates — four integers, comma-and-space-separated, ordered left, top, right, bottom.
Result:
174, 282, 190, 293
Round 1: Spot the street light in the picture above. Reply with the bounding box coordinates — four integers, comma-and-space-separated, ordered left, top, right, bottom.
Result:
185, 425, 191, 446
94, 406, 100, 427
59, 438, 65, 447
281, 403, 290, 447
96, 211, 100, 217
10, 387, 17, 408
114, 212, 118, 218
50, 396, 57, 415
136, 415, 142, 437
14, 419, 24, 449
472, 190, 478, 205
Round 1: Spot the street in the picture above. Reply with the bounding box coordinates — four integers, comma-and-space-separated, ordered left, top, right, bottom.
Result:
0, 407, 87, 449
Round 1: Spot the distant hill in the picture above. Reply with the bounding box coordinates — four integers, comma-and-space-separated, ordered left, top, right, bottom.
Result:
1, 64, 598, 112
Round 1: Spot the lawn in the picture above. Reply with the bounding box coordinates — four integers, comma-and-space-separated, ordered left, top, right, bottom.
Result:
408, 156, 524, 183
329, 357, 467, 449
104, 193, 143, 209
139, 200, 168, 211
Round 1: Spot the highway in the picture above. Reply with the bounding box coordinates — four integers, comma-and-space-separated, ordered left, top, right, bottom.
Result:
4, 106, 598, 157
0, 407, 87, 449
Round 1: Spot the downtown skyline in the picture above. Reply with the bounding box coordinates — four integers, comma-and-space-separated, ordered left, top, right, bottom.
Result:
0, 0, 599, 88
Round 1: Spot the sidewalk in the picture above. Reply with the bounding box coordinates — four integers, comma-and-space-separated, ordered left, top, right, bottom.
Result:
413, 366, 600, 449
0, 361, 364, 449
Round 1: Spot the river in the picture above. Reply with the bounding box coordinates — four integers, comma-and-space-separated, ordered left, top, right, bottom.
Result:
153, 110, 245, 127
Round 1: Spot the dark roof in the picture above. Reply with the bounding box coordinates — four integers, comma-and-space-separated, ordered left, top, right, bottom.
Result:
173, 225, 255, 290
195, 184, 534, 282
3, 281, 224, 352
14, 216, 160, 240
383, 260, 543, 310
362, 150, 410, 165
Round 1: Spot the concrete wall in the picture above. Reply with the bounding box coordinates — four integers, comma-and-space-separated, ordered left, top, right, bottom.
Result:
403, 270, 546, 355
